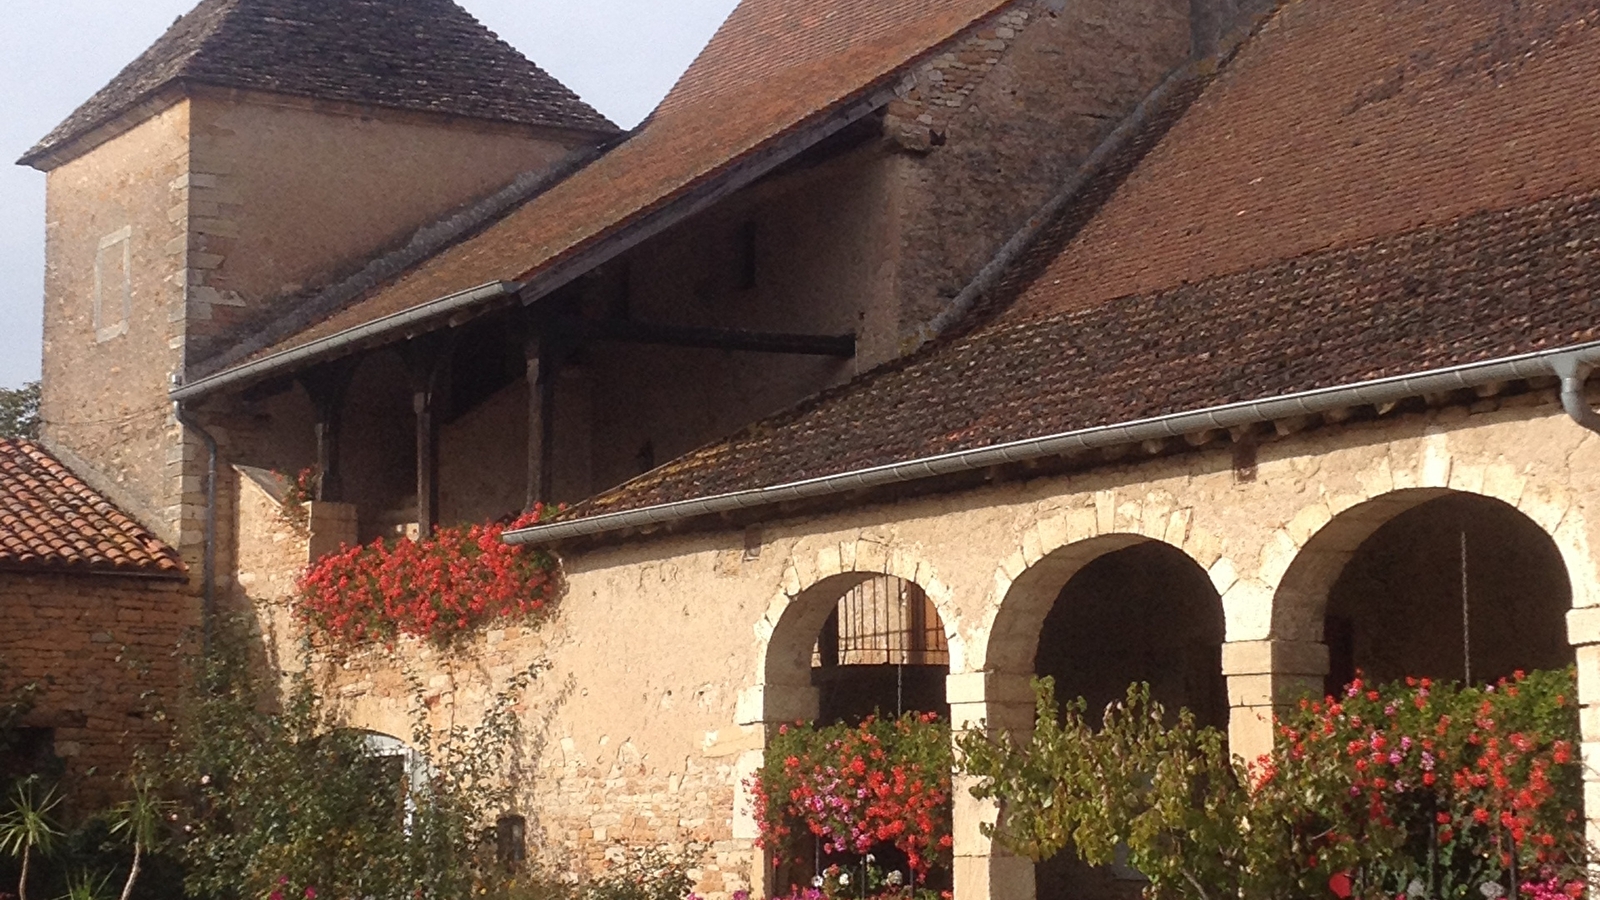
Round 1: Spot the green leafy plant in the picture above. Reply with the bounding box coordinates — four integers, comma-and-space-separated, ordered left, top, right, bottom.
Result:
169, 629, 543, 900
956, 671, 1587, 900
0, 776, 64, 900
107, 776, 169, 900
0, 382, 40, 441
56, 869, 111, 900
959, 680, 1244, 900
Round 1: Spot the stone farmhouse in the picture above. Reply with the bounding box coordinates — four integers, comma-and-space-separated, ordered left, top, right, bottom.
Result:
13, 0, 1600, 896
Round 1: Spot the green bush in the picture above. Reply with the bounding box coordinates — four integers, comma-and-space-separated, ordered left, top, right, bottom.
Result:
957, 670, 1586, 900
167, 643, 538, 900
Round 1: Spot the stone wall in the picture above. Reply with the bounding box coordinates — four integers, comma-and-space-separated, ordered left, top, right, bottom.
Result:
39, 102, 193, 549
0, 571, 196, 809
306, 390, 1600, 900
181, 89, 587, 361
885, 0, 1193, 354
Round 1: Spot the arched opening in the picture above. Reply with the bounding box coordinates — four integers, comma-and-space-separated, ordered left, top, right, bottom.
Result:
1297, 492, 1574, 693
987, 536, 1226, 900
812, 574, 951, 723
760, 572, 954, 894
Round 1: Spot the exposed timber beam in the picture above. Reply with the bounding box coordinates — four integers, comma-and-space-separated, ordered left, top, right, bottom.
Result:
555, 317, 855, 358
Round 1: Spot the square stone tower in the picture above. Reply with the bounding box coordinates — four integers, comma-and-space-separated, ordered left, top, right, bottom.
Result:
17, 0, 618, 568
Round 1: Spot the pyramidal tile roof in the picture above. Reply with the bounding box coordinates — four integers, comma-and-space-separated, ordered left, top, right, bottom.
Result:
0, 440, 186, 578
21, 0, 617, 166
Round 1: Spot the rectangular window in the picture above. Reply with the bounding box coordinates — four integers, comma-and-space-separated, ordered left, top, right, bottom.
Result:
93, 226, 132, 342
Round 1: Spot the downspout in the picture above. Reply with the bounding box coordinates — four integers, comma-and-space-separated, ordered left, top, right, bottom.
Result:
173, 403, 219, 657
1553, 354, 1600, 435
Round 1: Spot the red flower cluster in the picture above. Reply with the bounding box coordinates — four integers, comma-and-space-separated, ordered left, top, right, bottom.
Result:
752, 714, 954, 883
296, 508, 560, 645
1255, 669, 1585, 896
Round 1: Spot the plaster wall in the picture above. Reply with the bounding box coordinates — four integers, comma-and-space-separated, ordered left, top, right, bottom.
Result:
310, 393, 1600, 900
182, 91, 587, 361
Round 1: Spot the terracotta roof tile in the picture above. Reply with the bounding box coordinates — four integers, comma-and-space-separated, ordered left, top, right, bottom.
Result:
565, 187, 1600, 520
22, 0, 616, 166
1004, 0, 1600, 321
203, 0, 1015, 373
557, 0, 1600, 522
0, 440, 186, 578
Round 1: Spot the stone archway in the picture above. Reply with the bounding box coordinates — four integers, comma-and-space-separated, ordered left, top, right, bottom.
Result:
743, 547, 963, 897
980, 534, 1226, 900
1271, 488, 1575, 689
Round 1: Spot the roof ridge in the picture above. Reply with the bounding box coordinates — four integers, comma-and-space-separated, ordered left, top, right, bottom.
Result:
21, 0, 618, 168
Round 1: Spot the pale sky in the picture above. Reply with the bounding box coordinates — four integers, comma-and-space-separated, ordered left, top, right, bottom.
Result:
0, 0, 740, 389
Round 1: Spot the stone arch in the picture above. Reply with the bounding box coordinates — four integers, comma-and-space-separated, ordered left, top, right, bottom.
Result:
750, 542, 965, 725
747, 547, 962, 896
976, 524, 1227, 900
1271, 488, 1575, 689
978, 496, 1231, 677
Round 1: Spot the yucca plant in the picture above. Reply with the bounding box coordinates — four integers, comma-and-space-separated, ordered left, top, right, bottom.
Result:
108, 775, 169, 900
0, 776, 64, 900
57, 870, 111, 900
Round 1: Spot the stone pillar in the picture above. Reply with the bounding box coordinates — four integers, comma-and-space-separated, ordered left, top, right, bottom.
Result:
1566, 608, 1600, 849
1221, 640, 1329, 765
947, 672, 1037, 900
307, 501, 358, 563
735, 682, 821, 899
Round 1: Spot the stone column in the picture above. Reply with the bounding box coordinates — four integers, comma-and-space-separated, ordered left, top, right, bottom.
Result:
735, 682, 822, 899
1566, 608, 1600, 849
1221, 640, 1329, 764
307, 501, 358, 562
947, 672, 1037, 900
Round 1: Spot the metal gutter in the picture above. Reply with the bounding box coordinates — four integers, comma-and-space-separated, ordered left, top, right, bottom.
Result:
506, 341, 1600, 547
170, 281, 520, 402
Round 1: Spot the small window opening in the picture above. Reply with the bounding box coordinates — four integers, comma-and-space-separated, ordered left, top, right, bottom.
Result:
94, 226, 133, 342
496, 814, 527, 871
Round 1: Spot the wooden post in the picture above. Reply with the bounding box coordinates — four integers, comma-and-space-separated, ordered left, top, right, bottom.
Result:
403, 336, 453, 538
298, 359, 358, 502
524, 332, 548, 511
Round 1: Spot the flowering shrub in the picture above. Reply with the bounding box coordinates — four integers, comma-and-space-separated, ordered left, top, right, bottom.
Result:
1261, 668, 1585, 899
296, 508, 560, 646
766, 861, 947, 899
958, 670, 1586, 900
752, 714, 954, 888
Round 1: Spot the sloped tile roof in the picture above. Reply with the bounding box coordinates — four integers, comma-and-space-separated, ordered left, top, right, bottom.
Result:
564, 189, 1600, 520
1002, 0, 1600, 322
0, 440, 186, 578
197, 0, 1016, 376
557, 0, 1600, 523
22, 0, 617, 166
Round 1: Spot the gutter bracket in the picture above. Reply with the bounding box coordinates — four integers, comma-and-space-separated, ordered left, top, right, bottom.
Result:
1552, 354, 1600, 435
